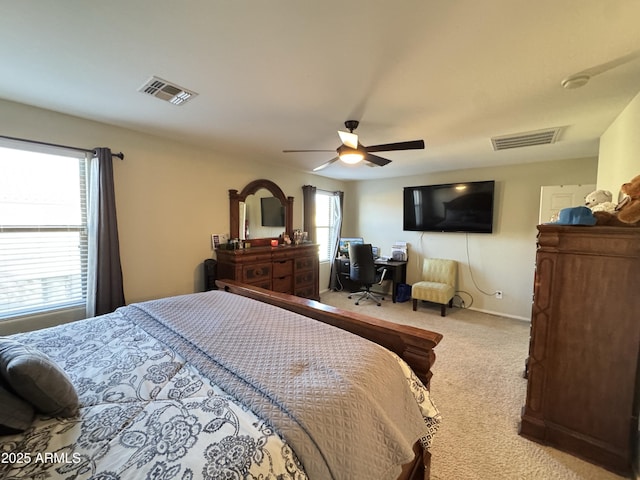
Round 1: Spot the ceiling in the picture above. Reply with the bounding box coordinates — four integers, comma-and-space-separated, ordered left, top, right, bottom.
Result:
1, 1, 639, 181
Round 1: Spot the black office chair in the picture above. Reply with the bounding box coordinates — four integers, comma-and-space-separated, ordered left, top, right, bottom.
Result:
348, 243, 387, 306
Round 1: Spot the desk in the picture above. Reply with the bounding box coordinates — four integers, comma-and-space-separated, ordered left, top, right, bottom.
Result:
375, 259, 407, 302
333, 257, 407, 302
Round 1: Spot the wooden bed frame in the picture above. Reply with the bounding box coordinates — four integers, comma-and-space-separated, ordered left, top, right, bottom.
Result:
216, 279, 443, 480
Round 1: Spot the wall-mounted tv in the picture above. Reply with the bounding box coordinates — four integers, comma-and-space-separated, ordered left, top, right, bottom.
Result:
260, 197, 285, 227
403, 180, 495, 233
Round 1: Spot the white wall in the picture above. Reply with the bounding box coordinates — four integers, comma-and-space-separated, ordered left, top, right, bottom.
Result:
5, 95, 636, 324
596, 88, 640, 480
598, 90, 640, 198
0, 99, 345, 332
345, 157, 598, 320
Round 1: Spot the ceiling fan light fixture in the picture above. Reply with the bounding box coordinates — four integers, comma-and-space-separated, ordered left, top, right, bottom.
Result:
340, 153, 364, 164
337, 145, 364, 164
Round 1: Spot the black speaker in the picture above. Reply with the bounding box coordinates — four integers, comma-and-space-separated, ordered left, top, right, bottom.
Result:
204, 259, 217, 291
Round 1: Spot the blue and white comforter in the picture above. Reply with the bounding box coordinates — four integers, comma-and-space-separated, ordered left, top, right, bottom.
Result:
1, 290, 440, 480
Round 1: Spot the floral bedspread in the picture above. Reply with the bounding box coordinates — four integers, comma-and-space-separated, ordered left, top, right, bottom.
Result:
1, 312, 307, 479
1, 290, 440, 480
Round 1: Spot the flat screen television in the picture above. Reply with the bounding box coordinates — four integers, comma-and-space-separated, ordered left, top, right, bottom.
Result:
403, 180, 495, 233
260, 197, 285, 227
338, 237, 364, 257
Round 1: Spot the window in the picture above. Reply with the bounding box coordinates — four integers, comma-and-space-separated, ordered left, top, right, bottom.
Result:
315, 191, 340, 262
0, 143, 88, 319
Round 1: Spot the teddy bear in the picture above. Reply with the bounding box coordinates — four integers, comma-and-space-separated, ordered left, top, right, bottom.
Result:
593, 174, 640, 226
584, 189, 616, 213
617, 174, 640, 224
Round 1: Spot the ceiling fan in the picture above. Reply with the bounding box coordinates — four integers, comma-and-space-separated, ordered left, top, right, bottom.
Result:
561, 49, 640, 89
283, 120, 425, 172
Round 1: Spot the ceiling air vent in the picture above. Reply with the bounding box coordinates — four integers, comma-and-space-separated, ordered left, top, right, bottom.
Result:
138, 76, 198, 106
491, 127, 561, 151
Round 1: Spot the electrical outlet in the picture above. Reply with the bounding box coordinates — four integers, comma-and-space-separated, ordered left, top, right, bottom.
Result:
495, 290, 503, 299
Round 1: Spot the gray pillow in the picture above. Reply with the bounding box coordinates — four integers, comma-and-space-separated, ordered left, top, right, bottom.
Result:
0, 338, 79, 417
0, 380, 34, 434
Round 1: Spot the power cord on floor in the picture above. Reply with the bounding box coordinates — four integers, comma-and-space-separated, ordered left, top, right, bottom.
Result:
453, 290, 474, 309
331, 270, 345, 292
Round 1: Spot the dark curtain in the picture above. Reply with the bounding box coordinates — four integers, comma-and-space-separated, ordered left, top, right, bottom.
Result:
302, 185, 344, 290
88, 147, 125, 316
328, 190, 344, 290
302, 185, 317, 243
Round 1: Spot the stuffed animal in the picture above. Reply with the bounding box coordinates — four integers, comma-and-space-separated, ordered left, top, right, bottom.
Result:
584, 189, 616, 213
617, 174, 640, 224
593, 174, 640, 226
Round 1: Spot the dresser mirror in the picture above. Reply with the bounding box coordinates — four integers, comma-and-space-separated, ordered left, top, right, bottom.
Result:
229, 179, 293, 245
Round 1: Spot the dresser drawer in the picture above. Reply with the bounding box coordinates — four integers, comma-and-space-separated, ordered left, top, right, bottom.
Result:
249, 279, 272, 290
295, 256, 315, 271
272, 275, 293, 294
242, 263, 272, 283
295, 270, 315, 287
294, 284, 316, 299
273, 259, 293, 277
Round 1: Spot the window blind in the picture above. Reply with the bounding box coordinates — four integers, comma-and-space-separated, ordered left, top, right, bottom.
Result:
315, 192, 340, 262
0, 144, 88, 319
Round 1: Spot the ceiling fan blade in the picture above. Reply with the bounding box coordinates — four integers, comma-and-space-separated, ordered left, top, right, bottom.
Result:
364, 139, 425, 153
365, 153, 392, 167
561, 49, 640, 88
338, 130, 359, 149
312, 157, 339, 172
581, 49, 640, 77
283, 149, 335, 153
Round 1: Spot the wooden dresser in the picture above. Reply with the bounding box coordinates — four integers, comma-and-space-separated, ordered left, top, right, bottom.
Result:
520, 225, 640, 476
216, 243, 319, 301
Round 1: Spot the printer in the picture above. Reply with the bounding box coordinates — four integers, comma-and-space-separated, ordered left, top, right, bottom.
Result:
391, 241, 408, 261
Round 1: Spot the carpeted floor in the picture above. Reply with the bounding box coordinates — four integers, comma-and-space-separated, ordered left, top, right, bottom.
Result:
320, 290, 629, 480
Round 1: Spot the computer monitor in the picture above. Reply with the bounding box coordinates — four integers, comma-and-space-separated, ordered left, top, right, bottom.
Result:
338, 237, 364, 257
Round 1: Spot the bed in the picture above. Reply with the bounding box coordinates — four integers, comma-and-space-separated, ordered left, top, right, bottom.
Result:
0, 279, 443, 480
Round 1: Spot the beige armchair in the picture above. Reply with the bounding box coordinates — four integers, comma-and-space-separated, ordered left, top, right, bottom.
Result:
411, 258, 457, 316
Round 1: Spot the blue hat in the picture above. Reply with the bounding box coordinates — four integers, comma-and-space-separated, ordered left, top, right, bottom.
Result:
553, 206, 596, 226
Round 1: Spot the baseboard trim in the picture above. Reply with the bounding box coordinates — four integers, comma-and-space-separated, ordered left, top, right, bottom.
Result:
322, 290, 532, 322
467, 306, 530, 322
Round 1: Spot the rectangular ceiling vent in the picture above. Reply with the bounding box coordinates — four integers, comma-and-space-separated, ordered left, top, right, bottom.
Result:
491, 127, 561, 151
138, 76, 198, 106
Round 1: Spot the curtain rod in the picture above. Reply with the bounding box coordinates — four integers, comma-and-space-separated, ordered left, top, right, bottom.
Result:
0, 134, 124, 160
317, 188, 343, 194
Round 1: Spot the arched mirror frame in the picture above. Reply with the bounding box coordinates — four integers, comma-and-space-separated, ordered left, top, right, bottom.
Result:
229, 179, 294, 245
